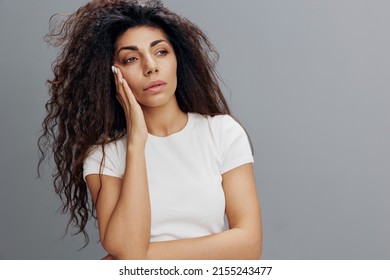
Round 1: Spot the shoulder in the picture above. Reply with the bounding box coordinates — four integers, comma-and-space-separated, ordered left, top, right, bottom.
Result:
188, 113, 248, 142
190, 113, 240, 130
201, 114, 253, 173
204, 114, 247, 138
83, 136, 127, 180
86, 136, 127, 158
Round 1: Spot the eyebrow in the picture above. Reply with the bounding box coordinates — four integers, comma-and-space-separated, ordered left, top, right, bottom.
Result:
117, 39, 167, 55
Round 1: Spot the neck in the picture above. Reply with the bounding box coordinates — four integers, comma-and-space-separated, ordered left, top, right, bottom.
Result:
141, 100, 187, 137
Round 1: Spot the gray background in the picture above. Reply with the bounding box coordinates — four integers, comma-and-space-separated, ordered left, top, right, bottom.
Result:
0, 0, 389, 259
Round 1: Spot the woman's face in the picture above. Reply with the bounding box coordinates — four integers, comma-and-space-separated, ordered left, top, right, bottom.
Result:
113, 26, 178, 109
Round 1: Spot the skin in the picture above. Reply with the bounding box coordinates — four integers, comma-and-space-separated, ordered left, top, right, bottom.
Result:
86, 26, 262, 259
115, 26, 187, 137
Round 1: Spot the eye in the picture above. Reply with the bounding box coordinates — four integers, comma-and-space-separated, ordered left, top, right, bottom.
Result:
124, 56, 138, 64
156, 49, 168, 56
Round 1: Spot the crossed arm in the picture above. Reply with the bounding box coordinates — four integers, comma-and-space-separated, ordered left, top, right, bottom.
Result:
86, 156, 262, 260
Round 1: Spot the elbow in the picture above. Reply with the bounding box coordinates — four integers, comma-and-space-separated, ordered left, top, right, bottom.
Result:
252, 238, 262, 259
101, 237, 119, 259
102, 237, 148, 260
116, 253, 147, 260
252, 227, 263, 259
249, 219, 263, 259
101, 237, 122, 259
245, 235, 262, 260
240, 227, 262, 259
115, 247, 148, 260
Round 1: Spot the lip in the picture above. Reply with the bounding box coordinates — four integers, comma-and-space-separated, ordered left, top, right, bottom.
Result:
143, 80, 167, 93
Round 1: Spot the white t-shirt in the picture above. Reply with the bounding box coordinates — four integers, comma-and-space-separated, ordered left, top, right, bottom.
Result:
83, 113, 254, 242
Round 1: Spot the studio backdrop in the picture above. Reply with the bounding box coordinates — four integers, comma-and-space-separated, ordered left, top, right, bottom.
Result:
0, 0, 389, 259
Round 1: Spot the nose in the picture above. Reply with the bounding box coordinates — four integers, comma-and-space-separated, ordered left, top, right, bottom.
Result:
144, 55, 159, 76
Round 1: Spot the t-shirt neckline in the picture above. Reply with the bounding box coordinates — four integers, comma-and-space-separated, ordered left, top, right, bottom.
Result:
147, 112, 193, 144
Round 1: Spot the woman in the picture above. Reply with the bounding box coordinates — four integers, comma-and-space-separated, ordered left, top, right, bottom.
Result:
39, 0, 262, 259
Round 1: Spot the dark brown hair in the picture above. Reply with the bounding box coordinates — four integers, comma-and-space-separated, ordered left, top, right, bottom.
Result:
38, 0, 230, 246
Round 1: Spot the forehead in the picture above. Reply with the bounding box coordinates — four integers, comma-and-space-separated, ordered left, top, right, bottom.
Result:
115, 26, 169, 48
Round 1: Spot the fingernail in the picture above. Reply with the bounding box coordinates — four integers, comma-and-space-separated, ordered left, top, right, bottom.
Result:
111, 66, 115, 74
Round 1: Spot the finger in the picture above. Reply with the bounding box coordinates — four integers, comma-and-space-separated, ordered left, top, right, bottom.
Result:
112, 66, 128, 108
111, 65, 120, 94
115, 67, 135, 107
114, 67, 126, 96
116, 94, 124, 109
112, 65, 128, 106
121, 78, 139, 108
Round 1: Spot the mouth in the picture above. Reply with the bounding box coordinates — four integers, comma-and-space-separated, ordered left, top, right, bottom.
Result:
143, 80, 167, 94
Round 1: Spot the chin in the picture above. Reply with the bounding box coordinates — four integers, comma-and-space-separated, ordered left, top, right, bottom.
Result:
138, 92, 176, 108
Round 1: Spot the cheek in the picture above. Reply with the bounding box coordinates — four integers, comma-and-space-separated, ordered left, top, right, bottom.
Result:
169, 61, 178, 84
127, 82, 143, 101
122, 72, 141, 92
171, 58, 177, 74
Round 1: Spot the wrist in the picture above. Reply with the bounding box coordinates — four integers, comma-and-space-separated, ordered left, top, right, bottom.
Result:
126, 130, 147, 147
127, 142, 146, 154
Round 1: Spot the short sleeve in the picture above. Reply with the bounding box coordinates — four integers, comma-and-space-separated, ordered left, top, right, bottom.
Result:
219, 115, 254, 174
83, 142, 121, 181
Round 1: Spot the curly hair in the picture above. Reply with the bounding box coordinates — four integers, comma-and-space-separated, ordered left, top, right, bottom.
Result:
38, 0, 230, 246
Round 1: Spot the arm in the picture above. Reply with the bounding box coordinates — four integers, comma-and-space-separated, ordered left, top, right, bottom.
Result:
146, 163, 262, 259
92, 162, 262, 260
86, 66, 150, 259
103, 146, 149, 259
